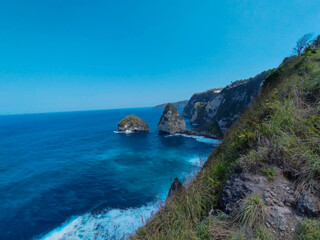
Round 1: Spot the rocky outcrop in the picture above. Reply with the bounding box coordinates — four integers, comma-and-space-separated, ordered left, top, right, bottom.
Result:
220, 167, 320, 238
167, 178, 184, 200
154, 100, 188, 110
220, 173, 254, 214
118, 115, 149, 132
297, 193, 320, 218
183, 89, 222, 120
182, 70, 273, 135
158, 103, 186, 134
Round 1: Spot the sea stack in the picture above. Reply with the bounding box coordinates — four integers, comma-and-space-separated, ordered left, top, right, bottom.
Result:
158, 103, 186, 134
166, 177, 184, 201
118, 115, 149, 132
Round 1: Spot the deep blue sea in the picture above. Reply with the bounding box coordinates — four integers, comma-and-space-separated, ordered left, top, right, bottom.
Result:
0, 108, 219, 240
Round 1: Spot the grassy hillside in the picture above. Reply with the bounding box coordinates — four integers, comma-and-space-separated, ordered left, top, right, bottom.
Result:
133, 49, 320, 239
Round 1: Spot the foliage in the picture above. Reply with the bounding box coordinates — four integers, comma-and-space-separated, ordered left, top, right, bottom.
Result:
254, 225, 274, 240
296, 218, 320, 240
234, 195, 265, 229
262, 167, 276, 181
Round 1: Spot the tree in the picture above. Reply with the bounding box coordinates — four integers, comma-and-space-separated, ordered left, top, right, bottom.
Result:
293, 33, 314, 56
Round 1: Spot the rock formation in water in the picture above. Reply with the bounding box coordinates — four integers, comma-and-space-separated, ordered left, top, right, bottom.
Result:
118, 115, 149, 132
167, 177, 184, 200
158, 103, 186, 134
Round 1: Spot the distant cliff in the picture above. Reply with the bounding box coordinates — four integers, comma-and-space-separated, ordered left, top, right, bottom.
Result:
183, 70, 273, 135
154, 100, 188, 109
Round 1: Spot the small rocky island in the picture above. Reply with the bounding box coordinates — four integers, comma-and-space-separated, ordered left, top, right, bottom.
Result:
158, 103, 186, 134
118, 115, 149, 132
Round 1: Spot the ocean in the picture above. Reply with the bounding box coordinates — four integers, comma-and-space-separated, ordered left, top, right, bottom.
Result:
0, 108, 219, 240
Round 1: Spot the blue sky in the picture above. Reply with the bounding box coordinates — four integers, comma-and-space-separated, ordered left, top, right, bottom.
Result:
1, 0, 319, 114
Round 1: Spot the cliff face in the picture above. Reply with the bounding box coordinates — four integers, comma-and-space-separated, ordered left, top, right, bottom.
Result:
183, 70, 273, 135
158, 103, 186, 134
154, 100, 188, 109
182, 89, 222, 119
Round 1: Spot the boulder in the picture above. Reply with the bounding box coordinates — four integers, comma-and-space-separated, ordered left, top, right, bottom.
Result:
118, 115, 149, 132
158, 103, 186, 134
220, 174, 253, 214
296, 193, 320, 218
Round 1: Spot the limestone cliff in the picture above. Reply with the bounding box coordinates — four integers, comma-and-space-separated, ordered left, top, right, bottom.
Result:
183, 70, 273, 135
158, 103, 186, 134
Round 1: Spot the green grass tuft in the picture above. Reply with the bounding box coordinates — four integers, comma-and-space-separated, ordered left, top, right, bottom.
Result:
262, 167, 276, 181
296, 218, 320, 240
234, 195, 265, 229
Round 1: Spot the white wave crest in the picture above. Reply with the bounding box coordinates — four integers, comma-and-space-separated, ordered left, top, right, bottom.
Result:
113, 130, 133, 134
40, 202, 160, 240
165, 133, 221, 145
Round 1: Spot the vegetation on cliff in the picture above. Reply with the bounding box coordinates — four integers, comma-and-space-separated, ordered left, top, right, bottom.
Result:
133, 37, 320, 239
118, 115, 149, 132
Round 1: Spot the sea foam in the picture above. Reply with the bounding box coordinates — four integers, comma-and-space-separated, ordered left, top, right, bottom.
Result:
40, 202, 161, 240
113, 130, 133, 134
166, 133, 221, 145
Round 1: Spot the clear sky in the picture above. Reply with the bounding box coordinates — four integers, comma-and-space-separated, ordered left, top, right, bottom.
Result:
1, 0, 319, 114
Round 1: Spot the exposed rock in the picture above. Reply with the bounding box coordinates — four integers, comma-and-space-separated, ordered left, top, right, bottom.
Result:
180, 128, 219, 139
118, 115, 149, 132
183, 89, 222, 120
182, 70, 273, 136
158, 103, 186, 134
154, 100, 188, 110
296, 193, 320, 218
220, 168, 301, 239
220, 173, 254, 214
167, 178, 184, 199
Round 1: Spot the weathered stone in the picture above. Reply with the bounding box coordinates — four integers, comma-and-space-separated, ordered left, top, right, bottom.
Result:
285, 197, 295, 204
220, 174, 253, 214
158, 103, 186, 134
118, 115, 149, 132
296, 194, 320, 218
167, 178, 184, 199
182, 70, 273, 136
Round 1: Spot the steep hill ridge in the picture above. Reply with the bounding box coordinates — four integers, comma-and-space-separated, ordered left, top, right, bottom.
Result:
134, 38, 320, 239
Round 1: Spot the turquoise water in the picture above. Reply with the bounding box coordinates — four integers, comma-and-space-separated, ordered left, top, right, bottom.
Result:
0, 108, 219, 239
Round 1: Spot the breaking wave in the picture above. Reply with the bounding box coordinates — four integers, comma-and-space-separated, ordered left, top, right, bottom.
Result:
166, 133, 221, 145
40, 202, 161, 240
